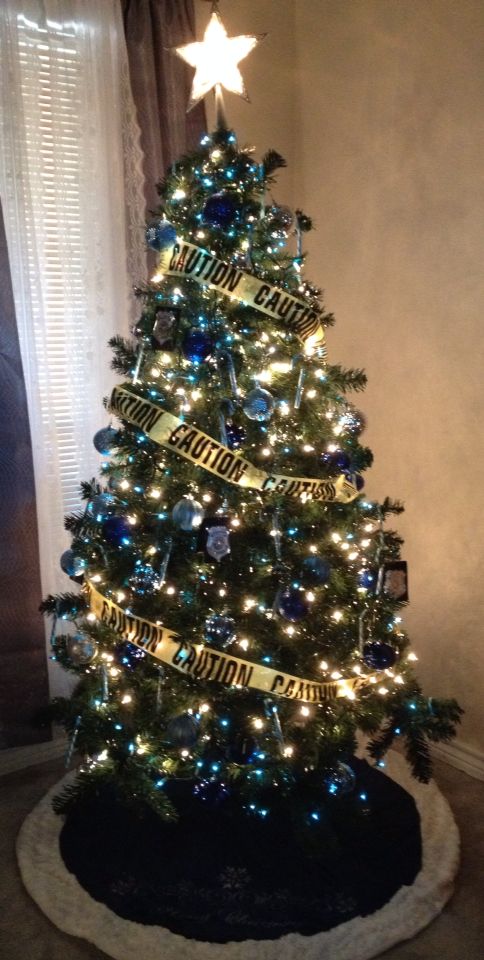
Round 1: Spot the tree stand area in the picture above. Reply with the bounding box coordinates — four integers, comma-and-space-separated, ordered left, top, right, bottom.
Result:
17, 752, 458, 960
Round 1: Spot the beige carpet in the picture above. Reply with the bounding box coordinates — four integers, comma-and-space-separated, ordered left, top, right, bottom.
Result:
0, 756, 482, 959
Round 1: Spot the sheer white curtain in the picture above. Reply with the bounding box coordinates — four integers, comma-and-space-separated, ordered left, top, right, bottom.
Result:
0, 0, 146, 696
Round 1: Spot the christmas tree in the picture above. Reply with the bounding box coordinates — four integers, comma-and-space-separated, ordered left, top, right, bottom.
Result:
42, 8, 461, 827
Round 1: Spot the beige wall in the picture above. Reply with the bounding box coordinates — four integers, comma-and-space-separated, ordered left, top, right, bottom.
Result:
196, 1, 484, 753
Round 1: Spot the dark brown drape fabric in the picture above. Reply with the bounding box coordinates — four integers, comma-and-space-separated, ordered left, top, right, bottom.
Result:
121, 0, 207, 214
0, 202, 50, 749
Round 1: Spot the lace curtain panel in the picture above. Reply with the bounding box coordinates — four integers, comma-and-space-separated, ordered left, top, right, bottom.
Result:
0, 0, 145, 701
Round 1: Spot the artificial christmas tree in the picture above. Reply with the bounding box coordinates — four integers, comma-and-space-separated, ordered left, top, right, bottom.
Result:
36, 3, 462, 946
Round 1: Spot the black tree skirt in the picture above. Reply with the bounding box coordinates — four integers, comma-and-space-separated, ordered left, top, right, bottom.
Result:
60, 758, 421, 943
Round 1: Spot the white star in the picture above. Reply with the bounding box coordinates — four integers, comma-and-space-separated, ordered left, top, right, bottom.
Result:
176, 11, 261, 111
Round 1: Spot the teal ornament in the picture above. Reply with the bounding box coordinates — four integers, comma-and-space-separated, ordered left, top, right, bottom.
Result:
243, 387, 274, 422
166, 714, 198, 748
60, 549, 86, 578
93, 427, 118, 456
67, 634, 97, 665
145, 218, 177, 251
128, 564, 160, 594
88, 493, 115, 522
324, 761, 356, 798
302, 556, 331, 586
172, 498, 204, 531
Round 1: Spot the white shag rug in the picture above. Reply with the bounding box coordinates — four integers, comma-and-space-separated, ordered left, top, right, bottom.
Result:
17, 751, 459, 960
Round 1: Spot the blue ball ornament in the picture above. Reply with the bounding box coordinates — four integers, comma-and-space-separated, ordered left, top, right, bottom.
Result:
363, 641, 397, 670
181, 329, 213, 363
166, 714, 199, 748
243, 387, 275, 422
193, 780, 230, 806
205, 615, 236, 648
322, 450, 351, 472
93, 427, 119, 456
201, 191, 239, 229
88, 493, 115, 522
103, 515, 132, 546
302, 555, 331, 586
225, 421, 247, 450
114, 641, 147, 671
145, 218, 177, 251
276, 587, 308, 622
358, 568, 377, 591
324, 761, 356, 798
172, 497, 204, 531
60, 549, 86, 578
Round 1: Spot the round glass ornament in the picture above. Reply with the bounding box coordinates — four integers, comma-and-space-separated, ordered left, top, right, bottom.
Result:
88, 493, 115, 522
324, 761, 356, 798
166, 714, 199, 748
264, 204, 294, 236
103, 515, 132, 546
193, 779, 230, 806
145, 218, 177, 251
276, 587, 308, 622
93, 427, 119, 456
128, 564, 160, 594
60, 549, 86, 578
228, 734, 258, 765
363, 641, 397, 671
243, 387, 275, 422
67, 634, 97, 665
201, 191, 239, 229
205, 615, 236, 647
181, 329, 213, 363
172, 498, 204, 531
301, 555, 331, 586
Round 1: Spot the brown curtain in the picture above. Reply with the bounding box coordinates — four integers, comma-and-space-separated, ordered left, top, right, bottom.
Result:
0, 201, 50, 749
121, 0, 207, 214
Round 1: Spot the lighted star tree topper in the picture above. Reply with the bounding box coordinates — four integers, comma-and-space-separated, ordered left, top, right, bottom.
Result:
175, 4, 263, 126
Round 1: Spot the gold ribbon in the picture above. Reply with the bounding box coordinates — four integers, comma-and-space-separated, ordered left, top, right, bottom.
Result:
156, 240, 326, 350
109, 385, 358, 503
87, 581, 375, 704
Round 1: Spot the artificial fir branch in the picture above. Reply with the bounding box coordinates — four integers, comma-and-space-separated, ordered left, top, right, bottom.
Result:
261, 148, 287, 178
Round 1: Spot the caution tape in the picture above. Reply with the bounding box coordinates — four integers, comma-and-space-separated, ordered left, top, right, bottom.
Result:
109, 385, 358, 503
87, 581, 375, 704
156, 240, 326, 350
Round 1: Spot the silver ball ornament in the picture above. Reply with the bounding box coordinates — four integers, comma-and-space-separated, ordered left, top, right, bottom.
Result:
243, 387, 275, 422
67, 634, 97, 665
172, 497, 204, 531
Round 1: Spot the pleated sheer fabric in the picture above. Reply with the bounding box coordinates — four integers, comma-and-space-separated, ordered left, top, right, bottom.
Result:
122, 0, 207, 214
0, 0, 145, 699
